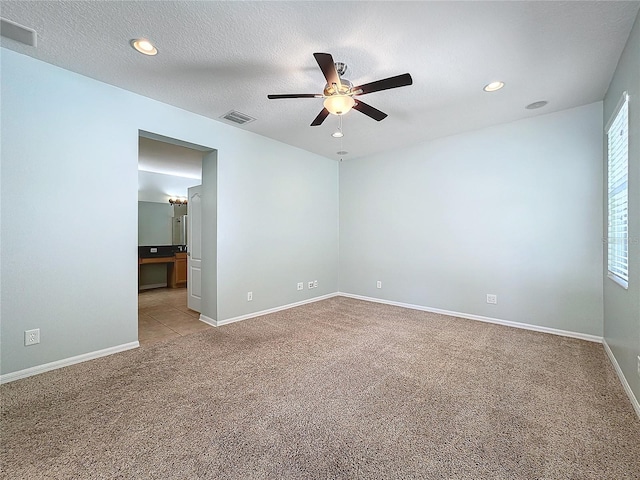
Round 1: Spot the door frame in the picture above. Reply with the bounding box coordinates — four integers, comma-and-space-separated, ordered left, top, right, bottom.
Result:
137, 130, 217, 323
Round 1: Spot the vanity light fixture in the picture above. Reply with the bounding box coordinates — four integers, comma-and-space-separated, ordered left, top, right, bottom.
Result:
483, 81, 504, 92
130, 38, 158, 56
169, 197, 187, 205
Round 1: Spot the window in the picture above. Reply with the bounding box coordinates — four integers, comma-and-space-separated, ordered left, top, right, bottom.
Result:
606, 93, 629, 288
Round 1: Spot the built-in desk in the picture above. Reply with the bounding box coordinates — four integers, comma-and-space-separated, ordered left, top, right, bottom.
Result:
138, 252, 187, 290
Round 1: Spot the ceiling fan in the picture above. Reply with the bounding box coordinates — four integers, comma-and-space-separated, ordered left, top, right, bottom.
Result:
267, 53, 413, 126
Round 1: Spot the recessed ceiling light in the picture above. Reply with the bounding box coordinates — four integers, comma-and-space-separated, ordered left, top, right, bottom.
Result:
332, 131, 344, 138
483, 81, 505, 92
337, 151, 348, 155
526, 100, 548, 110
130, 38, 158, 56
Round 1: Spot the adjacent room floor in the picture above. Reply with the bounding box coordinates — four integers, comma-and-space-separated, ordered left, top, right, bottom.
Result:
138, 287, 211, 345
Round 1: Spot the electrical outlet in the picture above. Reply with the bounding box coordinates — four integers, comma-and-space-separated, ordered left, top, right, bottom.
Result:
376, 281, 382, 289
247, 291, 253, 301
308, 281, 314, 289
297, 282, 303, 291
24, 328, 40, 346
313, 280, 318, 288
486, 294, 497, 304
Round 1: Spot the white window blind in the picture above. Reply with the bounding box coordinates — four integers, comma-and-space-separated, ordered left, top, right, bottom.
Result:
606, 93, 629, 288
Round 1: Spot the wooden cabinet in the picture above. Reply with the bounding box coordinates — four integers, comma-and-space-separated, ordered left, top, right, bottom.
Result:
173, 253, 187, 287
139, 253, 188, 290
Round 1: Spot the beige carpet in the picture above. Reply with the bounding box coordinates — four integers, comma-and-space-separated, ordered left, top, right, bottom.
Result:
2, 297, 639, 479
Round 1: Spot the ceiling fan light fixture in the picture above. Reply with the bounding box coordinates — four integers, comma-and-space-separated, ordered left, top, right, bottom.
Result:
130, 38, 158, 56
267, 53, 412, 126
331, 130, 344, 138
323, 95, 355, 115
483, 81, 504, 92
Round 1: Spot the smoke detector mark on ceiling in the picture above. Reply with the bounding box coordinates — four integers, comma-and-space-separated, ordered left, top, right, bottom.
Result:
0, 17, 37, 47
220, 110, 256, 125
526, 100, 548, 110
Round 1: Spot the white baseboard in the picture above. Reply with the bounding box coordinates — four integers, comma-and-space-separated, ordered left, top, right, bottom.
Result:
199, 313, 216, 327
339, 293, 640, 417
139, 283, 167, 290
214, 293, 339, 327
338, 292, 603, 343
0, 341, 140, 384
602, 340, 640, 419
5, 294, 634, 422
0, 294, 339, 384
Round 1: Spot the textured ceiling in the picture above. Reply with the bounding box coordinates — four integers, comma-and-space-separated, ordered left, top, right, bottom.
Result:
2, 1, 639, 161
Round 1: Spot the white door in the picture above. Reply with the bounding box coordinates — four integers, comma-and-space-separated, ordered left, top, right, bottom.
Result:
187, 185, 202, 312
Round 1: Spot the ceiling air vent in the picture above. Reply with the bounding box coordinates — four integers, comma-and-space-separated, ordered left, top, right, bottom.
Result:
220, 110, 256, 125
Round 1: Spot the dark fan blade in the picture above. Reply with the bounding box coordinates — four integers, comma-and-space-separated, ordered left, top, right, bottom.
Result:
353, 73, 413, 96
313, 53, 341, 88
353, 100, 388, 121
310, 108, 330, 126
267, 94, 321, 99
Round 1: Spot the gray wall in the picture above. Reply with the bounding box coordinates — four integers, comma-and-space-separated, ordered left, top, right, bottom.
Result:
201, 152, 218, 321
339, 102, 604, 336
603, 12, 640, 405
1, 48, 338, 375
138, 201, 172, 246
216, 138, 339, 320
138, 201, 173, 287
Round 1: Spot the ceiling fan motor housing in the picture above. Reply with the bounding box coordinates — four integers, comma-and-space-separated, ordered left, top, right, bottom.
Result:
324, 78, 353, 97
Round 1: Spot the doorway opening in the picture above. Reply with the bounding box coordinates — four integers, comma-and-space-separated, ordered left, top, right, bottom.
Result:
137, 131, 217, 345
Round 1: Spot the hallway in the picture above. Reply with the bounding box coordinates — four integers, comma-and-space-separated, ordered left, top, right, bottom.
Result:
138, 288, 211, 345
